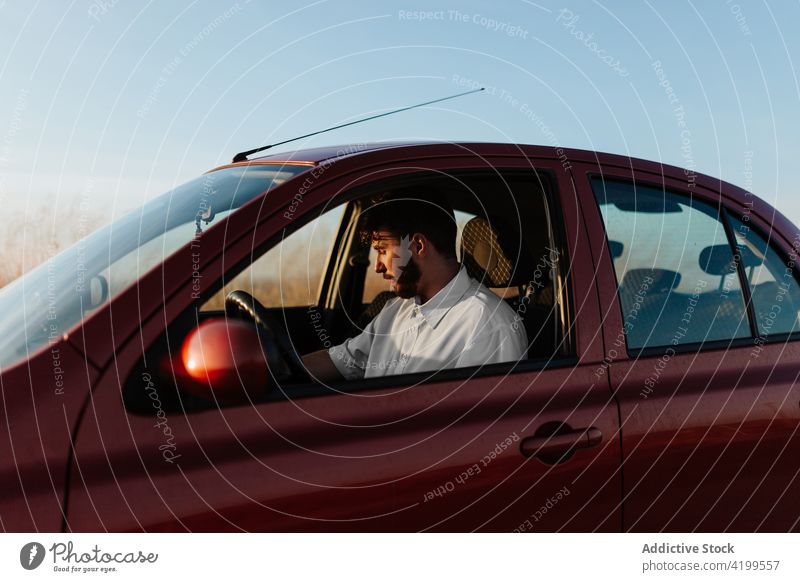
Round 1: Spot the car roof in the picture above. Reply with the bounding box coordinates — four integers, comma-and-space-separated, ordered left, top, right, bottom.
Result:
248, 140, 624, 166
208, 141, 790, 235
240, 141, 738, 194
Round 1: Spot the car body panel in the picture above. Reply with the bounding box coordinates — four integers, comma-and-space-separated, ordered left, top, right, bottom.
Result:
63, 151, 622, 531
0, 341, 98, 531
66, 364, 620, 532
573, 160, 800, 531
1, 141, 797, 532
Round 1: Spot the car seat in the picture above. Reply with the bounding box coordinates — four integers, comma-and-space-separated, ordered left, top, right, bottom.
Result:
460, 216, 557, 359
618, 267, 682, 347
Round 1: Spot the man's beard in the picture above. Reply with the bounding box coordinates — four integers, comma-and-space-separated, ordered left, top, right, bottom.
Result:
392, 257, 421, 299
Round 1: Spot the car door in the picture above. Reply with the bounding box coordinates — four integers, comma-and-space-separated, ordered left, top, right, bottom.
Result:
66, 152, 622, 532
576, 161, 800, 532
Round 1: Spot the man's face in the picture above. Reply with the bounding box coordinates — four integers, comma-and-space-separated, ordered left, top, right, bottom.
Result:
372, 231, 420, 299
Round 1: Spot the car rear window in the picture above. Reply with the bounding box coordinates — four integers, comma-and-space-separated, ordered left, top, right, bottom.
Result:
592, 178, 750, 350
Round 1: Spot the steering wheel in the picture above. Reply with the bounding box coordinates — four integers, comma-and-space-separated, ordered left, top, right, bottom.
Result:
224, 290, 309, 383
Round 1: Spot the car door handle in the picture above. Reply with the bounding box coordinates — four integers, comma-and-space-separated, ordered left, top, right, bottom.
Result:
520, 427, 602, 458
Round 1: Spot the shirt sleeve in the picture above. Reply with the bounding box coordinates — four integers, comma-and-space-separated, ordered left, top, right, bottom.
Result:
456, 322, 528, 369
328, 308, 386, 381
329, 330, 371, 380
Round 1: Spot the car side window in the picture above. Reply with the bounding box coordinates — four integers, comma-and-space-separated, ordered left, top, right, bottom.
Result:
203, 206, 346, 310
592, 178, 750, 350
728, 214, 800, 336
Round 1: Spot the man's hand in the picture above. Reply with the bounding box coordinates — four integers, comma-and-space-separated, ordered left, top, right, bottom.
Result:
301, 349, 343, 383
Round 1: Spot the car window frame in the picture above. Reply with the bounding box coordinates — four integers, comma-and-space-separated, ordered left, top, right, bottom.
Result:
577, 164, 776, 361
590, 173, 759, 353
271, 166, 579, 400
113, 152, 602, 417
725, 208, 800, 345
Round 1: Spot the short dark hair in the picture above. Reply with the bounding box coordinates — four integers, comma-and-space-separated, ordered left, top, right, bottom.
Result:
359, 193, 457, 259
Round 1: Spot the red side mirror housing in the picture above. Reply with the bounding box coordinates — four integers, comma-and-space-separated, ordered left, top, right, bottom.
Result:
180, 318, 268, 404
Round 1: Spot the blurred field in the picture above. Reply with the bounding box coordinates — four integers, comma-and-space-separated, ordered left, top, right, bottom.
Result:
1, 203, 450, 310
203, 211, 389, 310
1, 204, 342, 309
0, 201, 107, 289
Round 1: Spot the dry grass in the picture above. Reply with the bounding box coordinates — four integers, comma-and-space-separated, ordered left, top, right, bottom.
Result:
0, 200, 107, 289
1, 203, 417, 309
203, 219, 340, 310
0, 200, 329, 309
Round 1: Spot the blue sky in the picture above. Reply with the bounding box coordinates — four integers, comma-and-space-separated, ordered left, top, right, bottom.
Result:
1, 0, 799, 223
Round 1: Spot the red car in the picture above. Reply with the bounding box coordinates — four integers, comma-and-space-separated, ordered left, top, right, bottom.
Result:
2, 142, 799, 532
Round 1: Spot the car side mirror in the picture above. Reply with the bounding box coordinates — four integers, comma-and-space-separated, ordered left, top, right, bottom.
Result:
80, 275, 109, 313
180, 318, 268, 404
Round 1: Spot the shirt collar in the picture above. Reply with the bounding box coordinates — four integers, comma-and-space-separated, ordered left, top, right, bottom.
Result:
414, 266, 473, 329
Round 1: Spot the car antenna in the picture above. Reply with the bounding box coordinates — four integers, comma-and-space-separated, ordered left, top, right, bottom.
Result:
231, 87, 485, 163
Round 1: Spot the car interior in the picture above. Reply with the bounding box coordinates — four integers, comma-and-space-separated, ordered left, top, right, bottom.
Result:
596, 177, 800, 351
599, 183, 751, 350
123, 169, 572, 413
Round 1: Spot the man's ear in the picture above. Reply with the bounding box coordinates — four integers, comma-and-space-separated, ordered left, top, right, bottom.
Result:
412, 232, 427, 256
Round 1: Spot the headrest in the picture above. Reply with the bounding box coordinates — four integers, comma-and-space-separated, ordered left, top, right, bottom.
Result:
700, 244, 762, 276
460, 216, 534, 288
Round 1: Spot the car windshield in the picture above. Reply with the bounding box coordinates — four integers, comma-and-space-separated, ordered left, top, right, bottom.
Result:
0, 164, 309, 369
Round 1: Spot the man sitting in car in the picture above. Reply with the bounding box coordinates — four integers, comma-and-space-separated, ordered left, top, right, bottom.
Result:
302, 194, 528, 381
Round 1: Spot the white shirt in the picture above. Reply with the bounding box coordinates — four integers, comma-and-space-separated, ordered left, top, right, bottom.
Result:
329, 267, 528, 379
